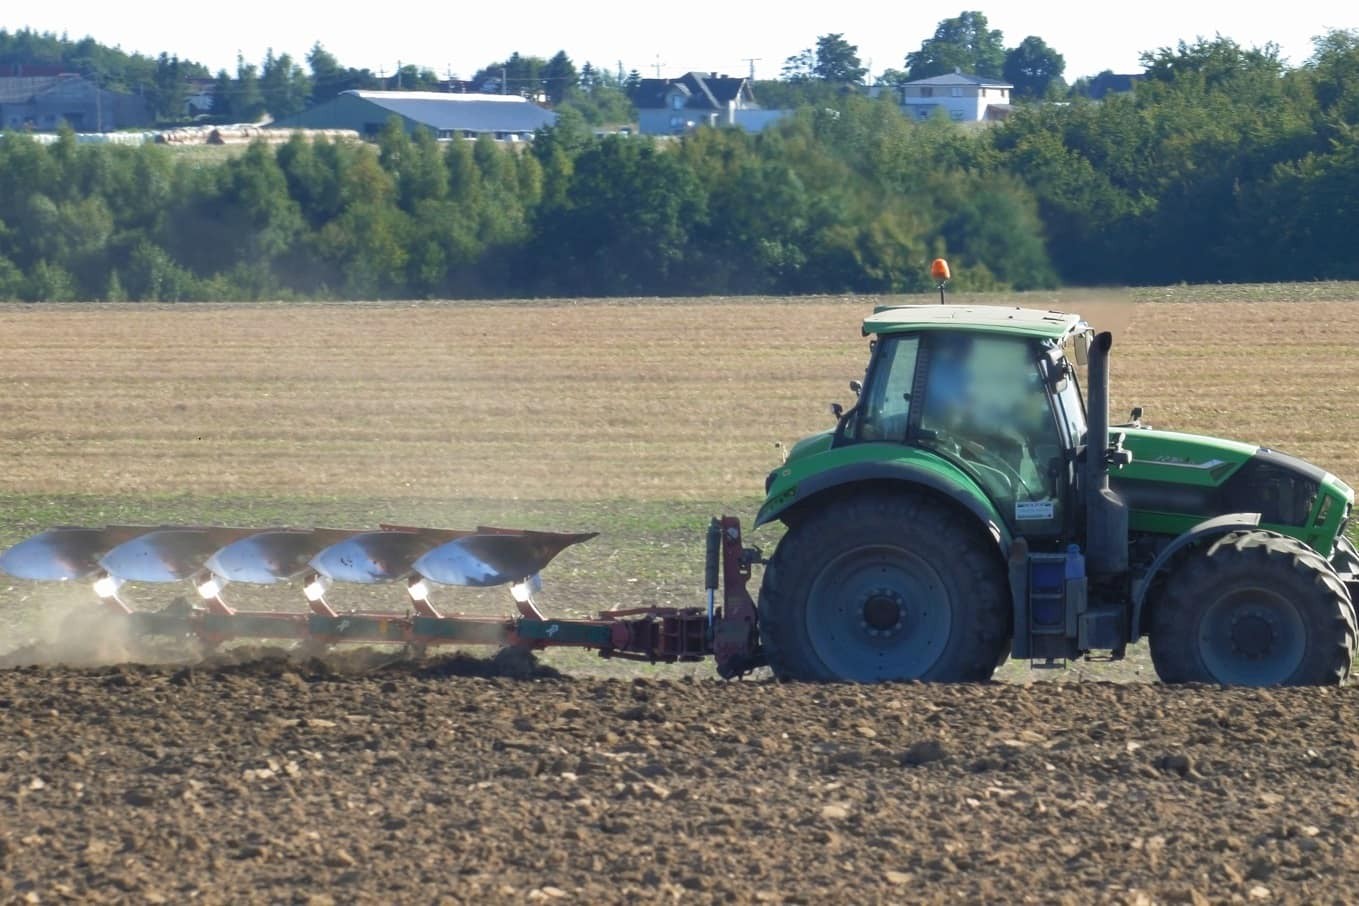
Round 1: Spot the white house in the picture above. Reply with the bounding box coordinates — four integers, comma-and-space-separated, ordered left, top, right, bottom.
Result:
897, 71, 1013, 122
633, 72, 788, 135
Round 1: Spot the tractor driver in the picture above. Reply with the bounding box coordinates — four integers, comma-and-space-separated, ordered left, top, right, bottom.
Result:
921, 333, 1056, 503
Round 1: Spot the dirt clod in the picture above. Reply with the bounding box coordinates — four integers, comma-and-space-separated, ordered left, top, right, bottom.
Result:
901, 738, 950, 765
5, 661, 1359, 903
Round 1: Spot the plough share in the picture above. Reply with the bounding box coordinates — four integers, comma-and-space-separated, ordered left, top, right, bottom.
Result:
0, 518, 764, 677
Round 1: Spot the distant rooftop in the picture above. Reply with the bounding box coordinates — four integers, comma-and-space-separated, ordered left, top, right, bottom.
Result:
632, 72, 755, 110
347, 90, 529, 104
337, 90, 557, 133
902, 71, 1013, 89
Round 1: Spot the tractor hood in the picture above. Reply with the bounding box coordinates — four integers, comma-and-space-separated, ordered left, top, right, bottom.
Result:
1113, 427, 1353, 555
785, 430, 835, 464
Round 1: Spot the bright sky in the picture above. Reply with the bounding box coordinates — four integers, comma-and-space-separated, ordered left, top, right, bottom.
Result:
7, 1, 1355, 82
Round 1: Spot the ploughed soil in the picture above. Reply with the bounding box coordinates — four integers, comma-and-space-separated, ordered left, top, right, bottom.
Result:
4, 652, 1359, 905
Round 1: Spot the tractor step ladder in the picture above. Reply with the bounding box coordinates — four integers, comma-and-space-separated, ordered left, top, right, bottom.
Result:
1027, 551, 1075, 668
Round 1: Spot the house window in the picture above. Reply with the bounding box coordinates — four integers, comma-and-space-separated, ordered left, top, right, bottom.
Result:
951, 87, 961, 97
950, 109, 965, 121
916, 108, 930, 120
464, 130, 476, 139
670, 93, 685, 110
920, 87, 933, 98
438, 129, 454, 139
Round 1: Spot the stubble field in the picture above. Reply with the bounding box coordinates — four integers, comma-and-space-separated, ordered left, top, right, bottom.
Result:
3, 285, 1359, 903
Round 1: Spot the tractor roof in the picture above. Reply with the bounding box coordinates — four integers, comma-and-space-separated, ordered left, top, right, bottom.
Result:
863, 305, 1085, 340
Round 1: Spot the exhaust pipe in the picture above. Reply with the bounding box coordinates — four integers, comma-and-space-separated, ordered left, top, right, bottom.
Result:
1085, 332, 1129, 577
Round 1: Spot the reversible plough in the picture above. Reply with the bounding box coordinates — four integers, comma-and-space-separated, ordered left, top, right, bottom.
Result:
0, 519, 764, 676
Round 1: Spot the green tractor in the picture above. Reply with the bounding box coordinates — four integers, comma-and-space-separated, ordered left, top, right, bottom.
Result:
756, 303, 1358, 685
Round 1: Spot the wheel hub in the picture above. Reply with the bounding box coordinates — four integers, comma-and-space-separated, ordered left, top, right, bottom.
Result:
804, 543, 954, 681
861, 588, 905, 638
1197, 587, 1307, 686
1230, 611, 1277, 660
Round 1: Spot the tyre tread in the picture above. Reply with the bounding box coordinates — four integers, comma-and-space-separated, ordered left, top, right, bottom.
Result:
1149, 531, 1355, 686
758, 491, 1009, 682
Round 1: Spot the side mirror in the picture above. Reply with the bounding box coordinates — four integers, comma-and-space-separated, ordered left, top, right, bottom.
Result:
1039, 347, 1068, 390
849, 380, 863, 397
1073, 328, 1094, 367
829, 402, 845, 420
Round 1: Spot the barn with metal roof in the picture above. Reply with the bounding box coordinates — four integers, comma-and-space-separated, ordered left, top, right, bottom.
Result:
270, 90, 557, 141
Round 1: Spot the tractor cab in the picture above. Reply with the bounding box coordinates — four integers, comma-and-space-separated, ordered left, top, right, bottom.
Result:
838, 309, 1091, 544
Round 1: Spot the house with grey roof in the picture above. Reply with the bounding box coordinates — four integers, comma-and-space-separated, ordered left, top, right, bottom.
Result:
896, 71, 1012, 122
0, 74, 151, 132
270, 90, 557, 141
633, 72, 786, 135
1084, 72, 1144, 100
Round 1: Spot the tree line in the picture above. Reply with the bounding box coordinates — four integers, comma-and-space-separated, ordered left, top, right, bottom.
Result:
0, 30, 1357, 300
3, 11, 1078, 129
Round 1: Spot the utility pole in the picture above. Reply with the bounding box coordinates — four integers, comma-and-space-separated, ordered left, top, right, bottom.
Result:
742, 58, 761, 80
653, 54, 664, 78
396, 60, 402, 90
501, 67, 507, 94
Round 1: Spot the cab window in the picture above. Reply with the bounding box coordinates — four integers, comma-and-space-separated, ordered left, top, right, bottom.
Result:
850, 335, 919, 442
917, 333, 1065, 533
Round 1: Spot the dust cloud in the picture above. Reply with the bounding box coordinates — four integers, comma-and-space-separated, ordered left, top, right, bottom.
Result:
0, 587, 155, 668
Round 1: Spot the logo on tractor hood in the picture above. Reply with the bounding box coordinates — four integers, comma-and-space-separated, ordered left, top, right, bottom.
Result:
1150, 456, 1228, 470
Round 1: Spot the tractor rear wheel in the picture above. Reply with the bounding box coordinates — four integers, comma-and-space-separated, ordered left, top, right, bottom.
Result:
758, 492, 1010, 682
1149, 531, 1356, 686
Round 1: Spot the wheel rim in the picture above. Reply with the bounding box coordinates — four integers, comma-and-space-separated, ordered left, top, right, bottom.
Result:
1197, 586, 1307, 685
805, 544, 953, 681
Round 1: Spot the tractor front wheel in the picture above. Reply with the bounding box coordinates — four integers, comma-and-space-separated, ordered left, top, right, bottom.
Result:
758, 492, 1010, 682
1149, 531, 1356, 686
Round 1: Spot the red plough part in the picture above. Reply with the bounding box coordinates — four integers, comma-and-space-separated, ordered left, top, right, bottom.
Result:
0, 518, 765, 677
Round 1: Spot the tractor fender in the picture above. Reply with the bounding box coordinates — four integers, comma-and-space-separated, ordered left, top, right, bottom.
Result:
1128, 512, 1263, 642
754, 460, 1012, 559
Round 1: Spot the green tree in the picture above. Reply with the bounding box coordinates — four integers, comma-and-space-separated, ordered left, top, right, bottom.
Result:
906, 11, 1006, 79
0, 255, 25, 300
531, 108, 591, 207
781, 47, 815, 82
306, 43, 343, 103
533, 137, 706, 294
1306, 29, 1359, 125
543, 50, 578, 105
22, 260, 77, 302
150, 53, 189, 121
1141, 36, 1285, 87
305, 42, 379, 104
1003, 36, 1066, 100
474, 52, 548, 97
0, 27, 208, 100
260, 50, 311, 117
812, 33, 868, 84
230, 55, 267, 122
210, 69, 234, 119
